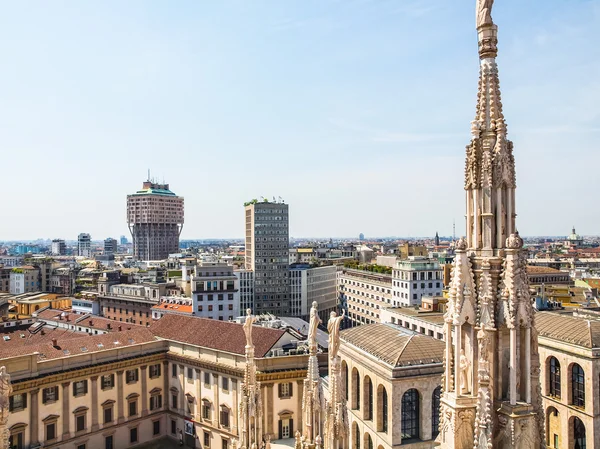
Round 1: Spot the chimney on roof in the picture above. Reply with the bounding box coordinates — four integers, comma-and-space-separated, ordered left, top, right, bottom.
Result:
107, 323, 111, 329
41, 330, 45, 336
51, 338, 58, 348
59, 314, 63, 320
118, 326, 122, 331
89, 320, 93, 326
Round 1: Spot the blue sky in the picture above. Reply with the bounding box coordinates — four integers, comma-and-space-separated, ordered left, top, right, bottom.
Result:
1, 0, 598, 240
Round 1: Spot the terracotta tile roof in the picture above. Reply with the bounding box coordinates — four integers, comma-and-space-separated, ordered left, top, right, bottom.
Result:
535, 311, 600, 349
151, 303, 194, 314
0, 328, 156, 361
583, 278, 600, 289
341, 323, 444, 367
526, 266, 562, 274
150, 314, 284, 357
75, 315, 142, 331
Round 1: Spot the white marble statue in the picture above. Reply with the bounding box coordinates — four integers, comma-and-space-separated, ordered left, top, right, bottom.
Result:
308, 301, 321, 347
459, 349, 471, 394
476, 0, 494, 28
327, 310, 345, 359
243, 308, 257, 348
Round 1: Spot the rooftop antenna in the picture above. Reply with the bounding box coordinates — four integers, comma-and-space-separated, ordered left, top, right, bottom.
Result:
453, 219, 456, 242
147, 169, 150, 182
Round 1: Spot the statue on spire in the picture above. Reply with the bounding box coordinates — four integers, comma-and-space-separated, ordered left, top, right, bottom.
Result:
476, 0, 494, 28
243, 308, 257, 348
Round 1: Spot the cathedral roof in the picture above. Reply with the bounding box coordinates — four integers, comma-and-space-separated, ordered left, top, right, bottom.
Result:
340, 323, 444, 367
536, 311, 600, 349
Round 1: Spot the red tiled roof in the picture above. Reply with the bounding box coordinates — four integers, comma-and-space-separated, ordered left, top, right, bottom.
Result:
150, 314, 284, 357
0, 328, 157, 361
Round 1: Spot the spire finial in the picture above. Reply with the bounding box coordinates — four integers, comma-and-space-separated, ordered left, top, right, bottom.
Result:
476, 0, 498, 59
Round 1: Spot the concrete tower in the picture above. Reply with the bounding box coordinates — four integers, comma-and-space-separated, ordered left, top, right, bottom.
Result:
127, 180, 184, 261
438, 1, 544, 448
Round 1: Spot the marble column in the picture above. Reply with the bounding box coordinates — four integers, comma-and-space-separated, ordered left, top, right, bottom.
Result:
213, 374, 220, 425
91, 376, 99, 431
61, 382, 71, 438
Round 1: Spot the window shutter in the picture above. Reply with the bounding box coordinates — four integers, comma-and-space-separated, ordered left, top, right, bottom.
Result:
84, 381, 88, 394
278, 384, 282, 398
290, 383, 293, 397
55, 386, 59, 401
289, 418, 294, 435
23, 393, 27, 408
9, 396, 13, 410
111, 374, 115, 386
73, 383, 76, 396
278, 420, 283, 440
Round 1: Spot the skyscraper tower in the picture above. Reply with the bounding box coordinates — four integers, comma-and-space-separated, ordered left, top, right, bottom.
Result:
438, 1, 544, 448
244, 199, 290, 315
127, 180, 184, 261
77, 233, 92, 257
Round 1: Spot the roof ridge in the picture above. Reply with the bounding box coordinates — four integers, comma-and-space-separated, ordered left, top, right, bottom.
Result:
395, 334, 414, 366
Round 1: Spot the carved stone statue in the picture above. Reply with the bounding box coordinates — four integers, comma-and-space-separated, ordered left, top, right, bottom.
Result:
327, 310, 345, 359
459, 349, 471, 394
308, 302, 321, 348
243, 308, 257, 348
476, 0, 494, 28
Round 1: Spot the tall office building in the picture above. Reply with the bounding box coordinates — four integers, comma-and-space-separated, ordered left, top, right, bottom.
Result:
127, 180, 184, 261
77, 233, 92, 257
104, 238, 118, 255
51, 239, 66, 256
244, 200, 289, 315
120, 235, 128, 245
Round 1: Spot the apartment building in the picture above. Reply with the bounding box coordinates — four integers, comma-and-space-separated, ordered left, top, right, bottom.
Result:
289, 265, 338, 321
78, 233, 92, 257
235, 269, 254, 314
98, 284, 166, 327
3, 314, 310, 449
244, 200, 289, 316
9, 266, 40, 294
104, 238, 118, 255
127, 181, 184, 261
392, 258, 443, 307
191, 263, 239, 321
338, 268, 393, 327
51, 239, 66, 256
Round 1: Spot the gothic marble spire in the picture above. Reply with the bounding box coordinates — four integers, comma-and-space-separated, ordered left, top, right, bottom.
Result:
438, 2, 545, 448
302, 302, 324, 449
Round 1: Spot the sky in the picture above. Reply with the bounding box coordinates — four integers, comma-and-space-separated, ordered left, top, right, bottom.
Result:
1, 0, 599, 241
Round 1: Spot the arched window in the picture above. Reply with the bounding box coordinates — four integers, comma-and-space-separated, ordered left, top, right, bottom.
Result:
343, 361, 348, 401
573, 417, 586, 449
401, 389, 420, 441
354, 422, 360, 449
432, 386, 442, 438
364, 433, 373, 449
351, 368, 360, 410
363, 376, 373, 421
572, 364, 585, 407
548, 357, 561, 398
382, 388, 388, 433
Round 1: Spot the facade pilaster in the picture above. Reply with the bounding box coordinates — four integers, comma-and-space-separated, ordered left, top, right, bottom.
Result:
141, 365, 148, 416
116, 371, 124, 423
61, 382, 71, 438
29, 388, 39, 447
91, 376, 99, 431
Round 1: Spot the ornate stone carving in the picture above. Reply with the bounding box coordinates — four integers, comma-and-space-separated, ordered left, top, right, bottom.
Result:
0, 367, 12, 449
506, 232, 523, 249
476, 0, 494, 28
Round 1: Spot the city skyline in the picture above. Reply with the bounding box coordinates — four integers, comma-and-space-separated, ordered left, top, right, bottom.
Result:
1, 0, 599, 240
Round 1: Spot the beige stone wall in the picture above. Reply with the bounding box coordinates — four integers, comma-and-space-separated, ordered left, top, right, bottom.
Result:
539, 338, 599, 448
341, 342, 442, 449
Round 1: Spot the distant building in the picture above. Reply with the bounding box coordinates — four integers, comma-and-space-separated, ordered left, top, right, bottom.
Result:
392, 257, 443, 307
51, 239, 66, 256
244, 200, 290, 315
104, 238, 118, 255
191, 263, 239, 321
120, 235, 128, 245
0, 256, 23, 267
9, 266, 40, 295
127, 180, 184, 261
338, 267, 392, 327
78, 233, 92, 257
435, 231, 440, 246
0, 267, 11, 292
398, 242, 428, 259
289, 264, 338, 321
359, 233, 365, 241
235, 269, 254, 313
566, 226, 584, 248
